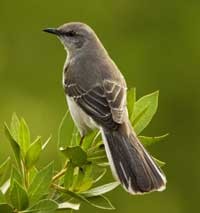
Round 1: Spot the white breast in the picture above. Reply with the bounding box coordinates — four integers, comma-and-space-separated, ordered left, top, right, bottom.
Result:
66, 95, 98, 136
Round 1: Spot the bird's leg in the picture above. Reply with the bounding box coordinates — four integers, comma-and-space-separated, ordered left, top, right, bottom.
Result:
80, 135, 85, 145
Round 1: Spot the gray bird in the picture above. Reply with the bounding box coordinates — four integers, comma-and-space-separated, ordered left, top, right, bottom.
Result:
44, 22, 166, 194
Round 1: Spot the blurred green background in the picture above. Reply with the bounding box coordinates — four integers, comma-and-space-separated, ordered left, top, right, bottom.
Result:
0, 0, 199, 212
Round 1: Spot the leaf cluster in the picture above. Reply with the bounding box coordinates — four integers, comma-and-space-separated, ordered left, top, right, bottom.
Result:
0, 89, 168, 212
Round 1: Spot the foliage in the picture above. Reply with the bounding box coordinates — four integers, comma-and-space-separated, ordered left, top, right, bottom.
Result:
0, 89, 168, 212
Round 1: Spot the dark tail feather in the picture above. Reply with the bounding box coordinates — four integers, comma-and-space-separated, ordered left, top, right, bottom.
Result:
101, 124, 166, 194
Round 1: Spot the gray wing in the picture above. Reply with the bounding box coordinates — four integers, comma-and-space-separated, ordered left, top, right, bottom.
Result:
103, 79, 127, 124
65, 80, 127, 130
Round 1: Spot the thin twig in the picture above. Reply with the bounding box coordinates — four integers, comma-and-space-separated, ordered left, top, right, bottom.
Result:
51, 183, 66, 192
52, 160, 68, 182
52, 168, 67, 182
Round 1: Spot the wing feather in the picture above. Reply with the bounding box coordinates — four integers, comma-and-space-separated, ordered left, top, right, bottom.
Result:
65, 79, 127, 129
66, 83, 117, 129
103, 80, 127, 123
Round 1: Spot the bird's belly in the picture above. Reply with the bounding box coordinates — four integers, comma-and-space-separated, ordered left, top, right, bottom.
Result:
66, 96, 98, 136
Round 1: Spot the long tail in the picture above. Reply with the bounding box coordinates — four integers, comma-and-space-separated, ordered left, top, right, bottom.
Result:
101, 123, 166, 194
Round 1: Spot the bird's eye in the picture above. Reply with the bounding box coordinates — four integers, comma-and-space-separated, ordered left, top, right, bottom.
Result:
66, 30, 76, 37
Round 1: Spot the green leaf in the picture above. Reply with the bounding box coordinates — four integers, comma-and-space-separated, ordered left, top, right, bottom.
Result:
70, 167, 80, 191
10, 180, 29, 210
97, 162, 109, 167
81, 182, 120, 197
25, 137, 42, 169
58, 111, 74, 148
132, 91, 159, 135
28, 162, 53, 204
78, 178, 93, 193
152, 157, 166, 167
82, 130, 100, 151
87, 144, 108, 166
0, 204, 13, 213
78, 164, 93, 192
92, 166, 107, 183
70, 126, 81, 147
89, 156, 108, 166
10, 166, 22, 187
0, 190, 5, 203
73, 168, 92, 192
82, 164, 92, 180
127, 88, 136, 122
18, 118, 31, 156
86, 140, 103, 153
65, 191, 115, 210
26, 199, 58, 212
87, 148, 107, 162
60, 146, 87, 167
139, 133, 169, 147
42, 136, 51, 150
29, 167, 38, 185
0, 179, 10, 194
10, 113, 20, 142
86, 195, 115, 210
58, 201, 80, 210
4, 123, 21, 168
64, 163, 74, 190
0, 157, 11, 186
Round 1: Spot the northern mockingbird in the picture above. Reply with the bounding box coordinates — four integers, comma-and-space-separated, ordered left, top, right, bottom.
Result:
44, 22, 166, 194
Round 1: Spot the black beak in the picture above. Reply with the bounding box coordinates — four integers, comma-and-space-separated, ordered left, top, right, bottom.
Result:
43, 28, 61, 35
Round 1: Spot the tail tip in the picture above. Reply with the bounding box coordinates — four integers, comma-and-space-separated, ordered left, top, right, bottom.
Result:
124, 177, 167, 195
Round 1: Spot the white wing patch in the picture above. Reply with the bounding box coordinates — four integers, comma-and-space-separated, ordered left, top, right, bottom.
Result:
103, 79, 127, 124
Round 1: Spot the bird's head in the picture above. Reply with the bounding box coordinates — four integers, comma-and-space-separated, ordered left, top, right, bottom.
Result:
43, 22, 100, 54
